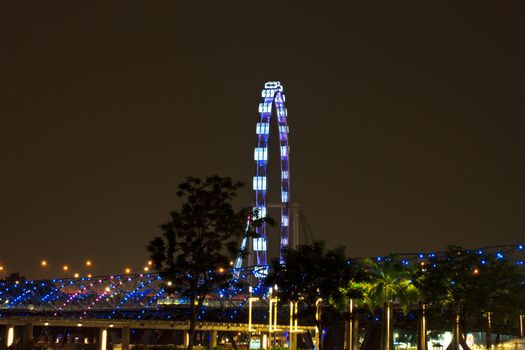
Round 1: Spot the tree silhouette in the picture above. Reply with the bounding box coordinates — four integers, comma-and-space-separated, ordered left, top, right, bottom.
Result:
265, 241, 352, 350
147, 175, 264, 350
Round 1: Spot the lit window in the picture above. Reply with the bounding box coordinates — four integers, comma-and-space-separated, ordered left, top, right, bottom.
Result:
282, 171, 289, 179
282, 216, 289, 226
279, 125, 289, 134
254, 147, 268, 161
281, 191, 289, 203
253, 176, 267, 190
256, 123, 270, 135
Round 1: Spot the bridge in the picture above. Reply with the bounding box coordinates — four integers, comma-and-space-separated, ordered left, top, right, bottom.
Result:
0, 266, 318, 350
1, 244, 524, 349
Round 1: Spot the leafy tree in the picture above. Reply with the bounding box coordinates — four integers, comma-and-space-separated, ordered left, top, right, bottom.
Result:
414, 246, 525, 350
264, 241, 351, 350
416, 246, 481, 350
0, 272, 26, 283
147, 175, 264, 350
361, 257, 418, 350
337, 264, 370, 350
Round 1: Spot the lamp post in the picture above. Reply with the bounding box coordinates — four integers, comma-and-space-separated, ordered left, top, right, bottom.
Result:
315, 298, 322, 350
268, 287, 273, 350
288, 300, 298, 350
248, 286, 254, 332
345, 299, 354, 350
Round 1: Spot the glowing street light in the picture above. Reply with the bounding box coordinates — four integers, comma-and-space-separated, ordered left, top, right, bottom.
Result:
63, 265, 69, 272
143, 266, 149, 272
74, 273, 80, 278
125, 268, 131, 274
85, 260, 92, 267
147, 260, 153, 266
41, 260, 48, 267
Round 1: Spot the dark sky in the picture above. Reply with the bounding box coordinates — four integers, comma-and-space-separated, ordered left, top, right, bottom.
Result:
1, 2, 524, 278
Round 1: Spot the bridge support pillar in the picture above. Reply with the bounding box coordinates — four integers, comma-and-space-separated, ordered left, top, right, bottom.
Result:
208, 330, 217, 350
5, 325, 15, 348
122, 327, 130, 350
99, 327, 108, 350
22, 324, 34, 349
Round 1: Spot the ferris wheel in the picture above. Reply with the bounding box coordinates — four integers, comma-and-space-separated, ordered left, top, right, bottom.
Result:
235, 81, 291, 272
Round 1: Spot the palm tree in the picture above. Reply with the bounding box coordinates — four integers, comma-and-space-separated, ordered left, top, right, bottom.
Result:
337, 277, 368, 350
362, 257, 418, 350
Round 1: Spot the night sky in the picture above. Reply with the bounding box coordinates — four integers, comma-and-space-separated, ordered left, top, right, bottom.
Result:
1, 2, 524, 278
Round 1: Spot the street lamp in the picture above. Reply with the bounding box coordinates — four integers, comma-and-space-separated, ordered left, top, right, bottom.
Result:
248, 286, 254, 332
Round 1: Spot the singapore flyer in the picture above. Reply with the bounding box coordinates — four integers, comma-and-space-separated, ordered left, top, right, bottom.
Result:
235, 81, 291, 272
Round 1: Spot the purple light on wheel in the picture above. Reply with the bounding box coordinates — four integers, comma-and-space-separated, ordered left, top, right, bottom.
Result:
235, 81, 291, 273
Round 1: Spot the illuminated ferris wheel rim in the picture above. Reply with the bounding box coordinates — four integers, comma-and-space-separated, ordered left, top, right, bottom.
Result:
235, 81, 291, 270
253, 81, 291, 263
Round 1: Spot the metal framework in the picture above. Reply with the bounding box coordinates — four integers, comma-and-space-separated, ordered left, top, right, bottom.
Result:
0, 267, 268, 322
236, 81, 291, 272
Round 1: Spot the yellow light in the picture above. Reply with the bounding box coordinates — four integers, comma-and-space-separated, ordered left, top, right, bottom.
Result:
7, 327, 14, 347
63, 265, 69, 271
87, 274, 92, 278
218, 267, 224, 273
41, 260, 48, 267
44, 322, 49, 326
105, 287, 111, 293
147, 260, 153, 266
0, 266, 4, 271
144, 266, 149, 272
125, 268, 131, 274
473, 268, 479, 275
85, 260, 92, 267
77, 323, 82, 327
74, 273, 80, 278
167, 281, 173, 286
